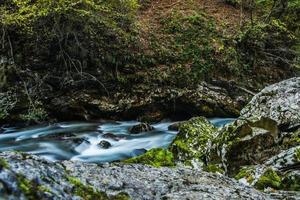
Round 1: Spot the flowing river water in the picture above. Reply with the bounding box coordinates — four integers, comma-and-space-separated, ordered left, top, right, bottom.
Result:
0, 118, 234, 163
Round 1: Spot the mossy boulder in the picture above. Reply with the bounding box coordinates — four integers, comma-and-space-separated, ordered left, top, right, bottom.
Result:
123, 148, 174, 167
169, 117, 217, 163
207, 117, 279, 175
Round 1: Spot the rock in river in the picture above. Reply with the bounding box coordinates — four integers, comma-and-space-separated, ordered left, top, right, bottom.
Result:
98, 140, 112, 149
102, 133, 126, 141
129, 123, 154, 134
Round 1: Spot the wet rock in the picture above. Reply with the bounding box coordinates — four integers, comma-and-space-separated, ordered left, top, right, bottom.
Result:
71, 137, 89, 145
98, 140, 112, 149
129, 123, 154, 134
241, 77, 300, 130
168, 121, 185, 131
169, 117, 217, 163
102, 133, 125, 141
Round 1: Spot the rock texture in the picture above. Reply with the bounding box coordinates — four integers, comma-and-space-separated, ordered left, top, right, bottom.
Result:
241, 77, 300, 130
0, 152, 276, 200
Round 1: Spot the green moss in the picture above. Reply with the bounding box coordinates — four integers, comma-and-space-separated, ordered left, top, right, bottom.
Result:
285, 130, 300, 147
294, 148, 300, 162
67, 176, 108, 200
37, 185, 51, 193
16, 174, 47, 199
234, 166, 255, 184
0, 158, 9, 169
255, 168, 282, 190
203, 164, 224, 174
111, 192, 131, 200
123, 148, 174, 167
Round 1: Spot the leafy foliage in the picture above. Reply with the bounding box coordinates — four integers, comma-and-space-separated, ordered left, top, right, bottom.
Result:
237, 19, 297, 69
1, 0, 140, 82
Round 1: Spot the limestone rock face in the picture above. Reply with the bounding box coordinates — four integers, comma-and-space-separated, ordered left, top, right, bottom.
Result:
241, 77, 300, 130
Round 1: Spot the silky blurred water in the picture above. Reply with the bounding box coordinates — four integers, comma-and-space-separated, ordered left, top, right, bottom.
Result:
0, 118, 234, 163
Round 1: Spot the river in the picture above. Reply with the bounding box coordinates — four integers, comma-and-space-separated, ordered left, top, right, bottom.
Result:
0, 118, 234, 163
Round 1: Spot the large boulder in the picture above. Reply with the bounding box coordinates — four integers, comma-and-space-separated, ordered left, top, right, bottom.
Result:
0, 151, 274, 200
169, 117, 217, 163
241, 77, 300, 130
207, 117, 280, 175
